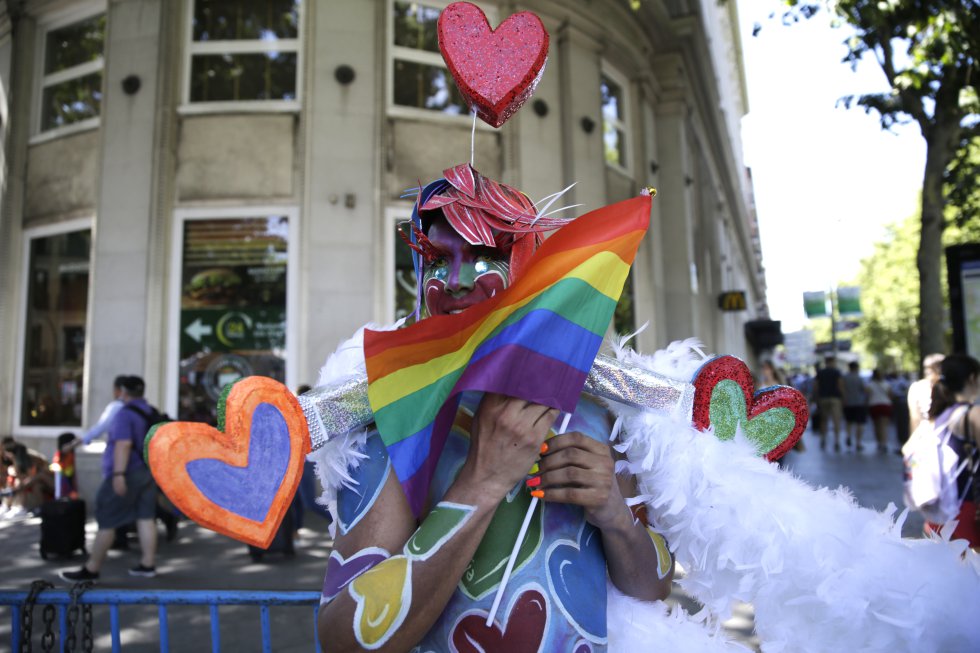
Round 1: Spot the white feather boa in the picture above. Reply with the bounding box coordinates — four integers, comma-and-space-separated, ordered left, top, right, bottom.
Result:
308, 329, 980, 652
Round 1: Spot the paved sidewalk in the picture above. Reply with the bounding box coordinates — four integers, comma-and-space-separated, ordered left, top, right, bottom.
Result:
1, 425, 920, 651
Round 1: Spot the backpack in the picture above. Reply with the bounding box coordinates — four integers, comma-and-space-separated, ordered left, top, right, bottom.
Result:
123, 403, 172, 448
901, 404, 977, 524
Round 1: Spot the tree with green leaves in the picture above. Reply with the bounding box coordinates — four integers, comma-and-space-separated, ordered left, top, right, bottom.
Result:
847, 203, 980, 370
779, 0, 978, 360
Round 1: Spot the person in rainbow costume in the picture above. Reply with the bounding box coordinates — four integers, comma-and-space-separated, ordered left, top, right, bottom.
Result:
315, 165, 673, 652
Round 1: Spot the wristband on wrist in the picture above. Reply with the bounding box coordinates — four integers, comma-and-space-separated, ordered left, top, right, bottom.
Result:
113, 472, 126, 477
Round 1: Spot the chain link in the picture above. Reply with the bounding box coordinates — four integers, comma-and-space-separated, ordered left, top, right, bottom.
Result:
65, 604, 78, 651
65, 581, 95, 653
19, 580, 53, 653
40, 602, 56, 653
82, 600, 94, 653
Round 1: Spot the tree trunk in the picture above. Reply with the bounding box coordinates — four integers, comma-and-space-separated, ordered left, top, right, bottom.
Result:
917, 120, 958, 360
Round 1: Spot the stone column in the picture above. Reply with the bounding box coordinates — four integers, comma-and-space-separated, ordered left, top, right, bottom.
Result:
85, 0, 165, 416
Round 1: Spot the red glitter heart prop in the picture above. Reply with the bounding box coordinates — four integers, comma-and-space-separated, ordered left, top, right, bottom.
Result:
145, 376, 309, 548
438, 2, 549, 128
692, 356, 809, 461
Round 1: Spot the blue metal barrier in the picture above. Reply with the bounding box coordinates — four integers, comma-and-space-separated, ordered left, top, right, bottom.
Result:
1, 588, 322, 653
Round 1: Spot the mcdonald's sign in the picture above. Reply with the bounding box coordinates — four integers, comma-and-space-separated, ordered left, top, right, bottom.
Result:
718, 291, 747, 311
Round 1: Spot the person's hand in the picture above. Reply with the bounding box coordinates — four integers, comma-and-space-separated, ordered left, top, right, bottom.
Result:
460, 393, 558, 498
112, 475, 127, 497
532, 432, 631, 530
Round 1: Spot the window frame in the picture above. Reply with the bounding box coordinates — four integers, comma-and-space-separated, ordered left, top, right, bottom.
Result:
167, 206, 300, 418
179, 0, 304, 115
31, 1, 107, 144
386, 0, 494, 126
13, 216, 94, 438
383, 203, 418, 325
600, 63, 633, 175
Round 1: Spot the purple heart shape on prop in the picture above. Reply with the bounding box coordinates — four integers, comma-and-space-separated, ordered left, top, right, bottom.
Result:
546, 524, 607, 643
186, 403, 289, 522
145, 376, 309, 549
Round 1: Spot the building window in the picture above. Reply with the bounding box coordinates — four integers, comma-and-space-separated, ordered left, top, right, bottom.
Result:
177, 216, 290, 423
613, 272, 636, 336
387, 209, 422, 323
600, 69, 631, 171
390, 0, 469, 117
187, 0, 302, 105
37, 11, 105, 134
20, 228, 92, 427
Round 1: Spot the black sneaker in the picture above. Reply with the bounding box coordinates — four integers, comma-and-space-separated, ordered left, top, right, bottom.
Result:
128, 564, 156, 578
60, 567, 99, 582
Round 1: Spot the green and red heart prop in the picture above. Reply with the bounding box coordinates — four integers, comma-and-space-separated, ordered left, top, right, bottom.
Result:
145, 376, 309, 548
691, 356, 808, 461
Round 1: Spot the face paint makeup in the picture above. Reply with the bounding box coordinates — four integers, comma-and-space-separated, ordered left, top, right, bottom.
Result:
423, 219, 510, 317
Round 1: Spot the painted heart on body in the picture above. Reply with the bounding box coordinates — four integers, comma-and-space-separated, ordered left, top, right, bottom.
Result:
349, 556, 412, 649
145, 376, 309, 548
321, 548, 389, 603
461, 485, 542, 599
451, 587, 548, 653
438, 1, 549, 128
546, 524, 607, 643
691, 356, 808, 461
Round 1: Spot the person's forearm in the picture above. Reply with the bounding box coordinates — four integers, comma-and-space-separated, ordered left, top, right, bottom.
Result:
600, 507, 673, 602
319, 473, 508, 653
113, 441, 131, 475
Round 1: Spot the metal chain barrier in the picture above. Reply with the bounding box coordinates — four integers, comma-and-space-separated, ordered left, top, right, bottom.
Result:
19, 580, 53, 653
65, 581, 92, 652
81, 591, 94, 653
40, 600, 56, 653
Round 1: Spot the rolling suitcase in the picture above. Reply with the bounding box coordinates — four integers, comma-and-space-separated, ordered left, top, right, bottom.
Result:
247, 509, 295, 562
39, 498, 87, 559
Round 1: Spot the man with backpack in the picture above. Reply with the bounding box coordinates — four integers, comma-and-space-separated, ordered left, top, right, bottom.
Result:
61, 376, 162, 580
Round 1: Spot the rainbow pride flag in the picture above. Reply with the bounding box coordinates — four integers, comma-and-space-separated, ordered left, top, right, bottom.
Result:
365, 195, 650, 516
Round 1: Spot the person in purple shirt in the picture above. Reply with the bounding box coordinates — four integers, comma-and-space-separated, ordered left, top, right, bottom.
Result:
61, 376, 160, 580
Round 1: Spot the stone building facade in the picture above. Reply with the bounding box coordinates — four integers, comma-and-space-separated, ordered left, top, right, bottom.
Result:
0, 0, 769, 455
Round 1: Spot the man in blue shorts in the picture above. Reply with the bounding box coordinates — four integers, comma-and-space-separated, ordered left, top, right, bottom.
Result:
61, 376, 159, 580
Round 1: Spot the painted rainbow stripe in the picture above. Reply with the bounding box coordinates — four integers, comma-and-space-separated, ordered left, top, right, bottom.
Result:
365, 195, 650, 516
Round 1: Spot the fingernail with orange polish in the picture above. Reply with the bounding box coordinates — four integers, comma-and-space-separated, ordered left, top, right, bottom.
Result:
540, 443, 549, 454
526, 476, 541, 488
530, 489, 545, 499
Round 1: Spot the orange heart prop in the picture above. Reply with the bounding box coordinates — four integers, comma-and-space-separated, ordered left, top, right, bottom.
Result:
145, 376, 309, 548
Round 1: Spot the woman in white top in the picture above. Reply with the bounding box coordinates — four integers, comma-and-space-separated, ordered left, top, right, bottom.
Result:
867, 369, 894, 453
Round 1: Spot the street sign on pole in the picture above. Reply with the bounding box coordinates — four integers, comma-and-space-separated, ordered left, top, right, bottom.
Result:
837, 286, 862, 316
803, 291, 828, 318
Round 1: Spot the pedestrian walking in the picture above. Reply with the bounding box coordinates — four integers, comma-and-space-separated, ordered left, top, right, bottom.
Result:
889, 372, 911, 450
908, 353, 944, 434
842, 361, 869, 451
61, 376, 161, 581
814, 356, 845, 451
867, 369, 893, 453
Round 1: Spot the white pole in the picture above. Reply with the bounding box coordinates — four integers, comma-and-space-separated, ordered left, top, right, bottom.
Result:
485, 412, 573, 625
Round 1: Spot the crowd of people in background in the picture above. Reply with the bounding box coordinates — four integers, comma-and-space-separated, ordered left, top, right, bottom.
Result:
775, 354, 939, 456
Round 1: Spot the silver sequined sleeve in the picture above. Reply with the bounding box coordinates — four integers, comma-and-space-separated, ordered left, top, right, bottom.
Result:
299, 354, 694, 452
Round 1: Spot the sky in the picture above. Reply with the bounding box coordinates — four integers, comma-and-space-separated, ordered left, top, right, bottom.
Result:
736, 0, 926, 332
